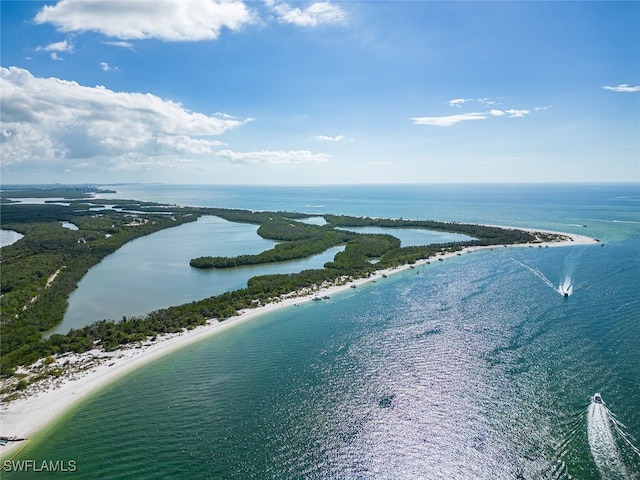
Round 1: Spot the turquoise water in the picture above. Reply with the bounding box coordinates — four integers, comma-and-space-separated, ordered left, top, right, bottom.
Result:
7, 184, 640, 479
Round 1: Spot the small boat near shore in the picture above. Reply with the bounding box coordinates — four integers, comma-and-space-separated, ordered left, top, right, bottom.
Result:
0, 436, 26, 443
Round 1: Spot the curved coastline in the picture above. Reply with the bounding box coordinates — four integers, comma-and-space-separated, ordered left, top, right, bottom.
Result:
0, 227, 599, 460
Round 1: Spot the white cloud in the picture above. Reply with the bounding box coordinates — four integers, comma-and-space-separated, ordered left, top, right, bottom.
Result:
505, 109, 529, 118
412, 106, 532, 126
103, 40, 134, 49
411, 112, 488, 126
100, 62, 119, 72
36, 39, 73, 60
266, 0, 347, 27
34, 0, 254, 42
0, 66, 250, 169
534, 105, 552, 111
447, 98, 472, 108
602, 84, 640, 93
215, 149, 330, 164
315, 134, 345, 142
448, 97, 500, 108
477, 97, 498, 106
37, 39, 74, 52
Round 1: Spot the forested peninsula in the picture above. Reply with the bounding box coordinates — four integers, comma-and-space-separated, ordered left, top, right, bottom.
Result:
0, 187, 566, 390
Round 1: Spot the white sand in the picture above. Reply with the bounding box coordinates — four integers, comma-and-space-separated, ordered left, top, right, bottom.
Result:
0, 228, 600, 459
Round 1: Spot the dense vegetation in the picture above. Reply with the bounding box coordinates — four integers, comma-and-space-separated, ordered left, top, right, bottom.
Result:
1, 193, 199, 375
191, 218, 356, 268
1, 187, 560, 380
324, 214, 538, 246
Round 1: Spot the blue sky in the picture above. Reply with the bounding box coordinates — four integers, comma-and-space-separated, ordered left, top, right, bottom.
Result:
1, 0, 638, 185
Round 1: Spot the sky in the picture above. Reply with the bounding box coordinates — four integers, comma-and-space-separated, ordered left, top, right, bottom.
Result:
1, 0, 639, 185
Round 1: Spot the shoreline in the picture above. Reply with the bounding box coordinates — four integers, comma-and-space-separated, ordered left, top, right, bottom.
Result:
0, 228, 600, 459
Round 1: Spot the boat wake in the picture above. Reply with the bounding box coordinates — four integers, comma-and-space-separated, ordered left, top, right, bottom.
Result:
558, 277, 573, 298
587, 393, 640, 479
557, 247, 585, 297
512, 259, 567, 297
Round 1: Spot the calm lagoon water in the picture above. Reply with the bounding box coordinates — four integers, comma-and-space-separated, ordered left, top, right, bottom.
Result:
10, 184, 640, 479
51, 215, 343, 334
0, 229, 24, 247
55, 202, 474, 333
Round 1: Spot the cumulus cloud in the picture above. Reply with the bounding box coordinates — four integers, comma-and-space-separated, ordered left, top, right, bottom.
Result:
34, 0, 254, 41
602, 84, 640, 93
36, 39, 73, 60
0, 66, 249, 169
37, 39, 74, 53
266, 0, 347, 27
215, 149, 330, 164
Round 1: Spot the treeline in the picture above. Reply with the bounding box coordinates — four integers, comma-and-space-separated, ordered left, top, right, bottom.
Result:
324, 234, 400, 272
191, 218, 355, 268
378, 244, 462, 268
190, 207, 310, 226
324, 214, 541, 246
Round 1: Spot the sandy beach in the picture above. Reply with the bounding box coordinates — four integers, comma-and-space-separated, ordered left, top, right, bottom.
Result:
0, 228, 600, 459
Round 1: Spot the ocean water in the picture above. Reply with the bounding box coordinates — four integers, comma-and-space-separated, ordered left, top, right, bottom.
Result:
6, 184, 640, 479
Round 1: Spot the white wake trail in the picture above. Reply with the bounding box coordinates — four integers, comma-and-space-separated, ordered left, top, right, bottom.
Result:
609, 410, 640, 459
587, 395, 634, 479
513, 259, 559, 293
